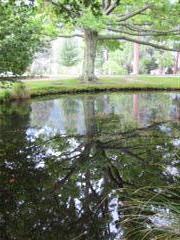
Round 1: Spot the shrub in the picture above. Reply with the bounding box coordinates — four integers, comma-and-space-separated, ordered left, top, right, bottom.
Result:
11, 82, 30, 100
0, 89, 11, 102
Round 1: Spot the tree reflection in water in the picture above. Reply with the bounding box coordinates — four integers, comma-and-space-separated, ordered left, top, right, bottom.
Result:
0, 92, 179, 240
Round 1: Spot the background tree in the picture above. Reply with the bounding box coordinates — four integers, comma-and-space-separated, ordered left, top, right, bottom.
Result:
44, 0, 180, 81
60, 39, 80, 67
155, 51, 174, 74
103, 42, 132, 74
139, 47, 158, 74
132, 40, 140, 74
174, 51, 180, 74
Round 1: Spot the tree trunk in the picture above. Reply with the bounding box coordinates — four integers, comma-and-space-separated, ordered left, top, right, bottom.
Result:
82, 29, 98, 82
174, 52, 180, 74
132, 37, 140, 75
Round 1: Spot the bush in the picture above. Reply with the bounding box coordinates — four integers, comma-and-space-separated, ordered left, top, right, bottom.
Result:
11, 82, 30, 100
0, 90, 11, 102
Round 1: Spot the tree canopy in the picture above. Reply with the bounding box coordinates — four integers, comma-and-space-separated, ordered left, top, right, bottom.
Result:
47, 0, 180, 48
43, 0, 180, 81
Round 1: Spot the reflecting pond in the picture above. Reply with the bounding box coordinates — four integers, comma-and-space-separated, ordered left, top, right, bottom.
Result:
0, 92, 180, 240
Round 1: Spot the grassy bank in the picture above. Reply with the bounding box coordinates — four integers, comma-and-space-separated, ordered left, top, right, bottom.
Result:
0, 76, 180, 102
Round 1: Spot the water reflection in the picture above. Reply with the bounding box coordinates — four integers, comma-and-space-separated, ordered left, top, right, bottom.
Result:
29, 93, 179, 137
0, 92, 180, 240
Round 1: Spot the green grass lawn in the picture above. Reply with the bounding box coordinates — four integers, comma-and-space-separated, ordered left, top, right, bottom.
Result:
0, 76, 180, 102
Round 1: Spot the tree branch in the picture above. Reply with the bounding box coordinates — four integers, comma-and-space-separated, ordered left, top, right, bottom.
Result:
105, 0, 120, 15
118, 5, 152, 22
98, 35, 179, 51
102, 0, 111, 10
57, 34, 84, 38
107, 28, 180, 37
117, 23, 180, 34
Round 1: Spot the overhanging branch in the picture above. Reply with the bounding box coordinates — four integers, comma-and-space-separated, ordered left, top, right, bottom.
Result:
57, 34, 84, 38
118, 5, 152, 22
107, 28, 180, 37
116, 23, 180, 34
98, 35, 179, 51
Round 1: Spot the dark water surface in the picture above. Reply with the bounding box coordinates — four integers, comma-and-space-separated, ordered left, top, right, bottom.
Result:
0, 92, 180, 240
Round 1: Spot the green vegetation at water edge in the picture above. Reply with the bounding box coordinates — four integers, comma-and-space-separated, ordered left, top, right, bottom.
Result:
0, 76, 179, 102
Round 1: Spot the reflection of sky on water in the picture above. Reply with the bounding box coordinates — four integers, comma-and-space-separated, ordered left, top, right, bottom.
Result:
28, 93, 180, 139
30, 99, 86, 136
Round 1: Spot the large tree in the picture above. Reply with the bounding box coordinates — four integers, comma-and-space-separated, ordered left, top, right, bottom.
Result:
45, 0, 180, 81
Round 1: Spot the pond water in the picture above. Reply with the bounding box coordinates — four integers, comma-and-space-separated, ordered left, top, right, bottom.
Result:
0, 92, 180, 240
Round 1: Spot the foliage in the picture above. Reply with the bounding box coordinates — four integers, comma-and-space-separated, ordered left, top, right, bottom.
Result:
47, 0, 180, 44
97, 43, 132, 74
77, 8, 107, 31
0, 2, 45, 75
155, 51, 174, 68
138, 46, 175, 73
49, 0, 103, 25
11, 82, 30, 99
102, 43, 176, 75
103, 59, 128, 75
98, 39, 123, 51
60, 39, 80, 67
140, 57, 158, 74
